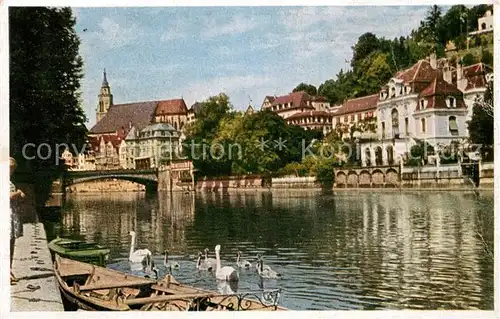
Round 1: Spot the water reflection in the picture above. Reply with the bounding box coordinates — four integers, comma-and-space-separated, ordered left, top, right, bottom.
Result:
50, 190, 494, 310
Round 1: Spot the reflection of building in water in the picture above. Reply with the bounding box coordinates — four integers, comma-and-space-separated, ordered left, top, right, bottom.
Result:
356, 192, 487, 308
158, 192, 196, 252
62, 194, 142, 253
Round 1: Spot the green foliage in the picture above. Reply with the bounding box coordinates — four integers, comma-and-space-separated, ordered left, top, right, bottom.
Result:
468, 83, 493, 157
357, 52, 393, 96
293, 83, 317, 96
185, 100, 321, 177
315, 4, 493, 107
407, 140, 435, 166
9, 7, 87, 208
481, 49, 493, 66
461, 53, 477, 66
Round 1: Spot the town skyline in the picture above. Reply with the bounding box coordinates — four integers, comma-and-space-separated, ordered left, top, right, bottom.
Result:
75, 6, 439, 128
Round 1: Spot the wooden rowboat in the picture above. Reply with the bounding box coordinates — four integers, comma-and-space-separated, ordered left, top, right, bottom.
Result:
54, 255, 286, 311
48, 237, 110, 266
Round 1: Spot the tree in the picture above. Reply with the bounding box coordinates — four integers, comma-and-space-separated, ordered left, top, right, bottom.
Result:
351, 32, 380, 69
481, 49, 493, 66
440, 5, 469, 43
461, 53, 477, 66
468, 83, 493, 159
357, 52, 393, 96
183, 93, 234, 176
424, 5, 444, 45
293, 83, 317, 96
10, 7, 87, 209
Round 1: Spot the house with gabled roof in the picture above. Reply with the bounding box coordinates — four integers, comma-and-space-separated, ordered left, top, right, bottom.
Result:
85, 70, 187, 170
356, 53, 492, 167
261, 91, 333, 134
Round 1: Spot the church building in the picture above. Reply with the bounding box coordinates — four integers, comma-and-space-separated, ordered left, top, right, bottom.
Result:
84, 70, 187, 170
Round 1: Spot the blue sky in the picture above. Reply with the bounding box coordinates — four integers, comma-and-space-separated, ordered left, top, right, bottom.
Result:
74, 6, 436, 128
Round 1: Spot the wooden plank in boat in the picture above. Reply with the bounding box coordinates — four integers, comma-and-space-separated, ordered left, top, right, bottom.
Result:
79, 279, 156, 292
124, 292, 222, 305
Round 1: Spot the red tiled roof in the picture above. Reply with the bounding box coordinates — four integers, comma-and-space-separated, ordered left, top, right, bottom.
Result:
312, 96, 328, 102
90, 101, 158, 134
264, 96, 276, 103
102, 134, 124, 150
395, 59, 437, 84
463, 63, 493, 91
334, 94, 379, 116
286, 110, 333, 120
420, 71, 463, 97
86, 136, 100, 153
271, 91, 315, 110
90, 98, 187, 134
87, 134, 123, 152
417, 71, 466, 110
155, 99, 188, 115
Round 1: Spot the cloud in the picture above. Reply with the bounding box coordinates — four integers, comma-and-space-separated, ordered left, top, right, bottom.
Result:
200, 15, 261, 39
81, 17, 140, 51
170, 74, 274, 106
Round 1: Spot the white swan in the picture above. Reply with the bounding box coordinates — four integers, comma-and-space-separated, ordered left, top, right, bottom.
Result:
236, 251, 251, 269
164, 250, 180, 272
129, 231, 152, 263
203, 248, 217, 270
256, 255, 282, 279
214, 245, 239, 282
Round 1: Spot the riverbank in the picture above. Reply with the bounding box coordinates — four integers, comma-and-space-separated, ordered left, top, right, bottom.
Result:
10, 223, 64, 311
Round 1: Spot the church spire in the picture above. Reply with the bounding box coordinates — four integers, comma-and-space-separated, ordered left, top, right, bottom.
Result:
102, 68, 109, 87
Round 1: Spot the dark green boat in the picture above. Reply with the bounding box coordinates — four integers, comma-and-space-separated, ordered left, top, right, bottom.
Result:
48, 237, 110, 266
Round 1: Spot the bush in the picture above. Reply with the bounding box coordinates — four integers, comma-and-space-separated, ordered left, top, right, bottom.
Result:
461, 53, 477, 66
481, 49, 493, 66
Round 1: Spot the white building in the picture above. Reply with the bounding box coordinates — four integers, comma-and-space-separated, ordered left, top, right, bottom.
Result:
358, 54, 492, 167
125, 123, 180, 169
469, 10, 493, 35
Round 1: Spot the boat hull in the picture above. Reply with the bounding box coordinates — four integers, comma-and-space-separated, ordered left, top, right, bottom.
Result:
54, 255, 286, 311
48, 237, 110, 266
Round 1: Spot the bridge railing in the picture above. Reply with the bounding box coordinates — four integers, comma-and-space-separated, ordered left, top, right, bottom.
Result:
66, 169, 158, 176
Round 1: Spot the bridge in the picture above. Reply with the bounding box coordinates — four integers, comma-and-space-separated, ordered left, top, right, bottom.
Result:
63, 169, 159, 193
62, 161, 195, 193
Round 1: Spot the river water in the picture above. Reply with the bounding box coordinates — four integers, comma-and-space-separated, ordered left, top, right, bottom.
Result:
44, 190, 494, 310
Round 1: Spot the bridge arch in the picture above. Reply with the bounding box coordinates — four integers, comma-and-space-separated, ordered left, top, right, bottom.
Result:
64, 170, 158, 193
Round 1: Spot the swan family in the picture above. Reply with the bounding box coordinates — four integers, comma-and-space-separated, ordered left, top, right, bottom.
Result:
129, 231, 282, 283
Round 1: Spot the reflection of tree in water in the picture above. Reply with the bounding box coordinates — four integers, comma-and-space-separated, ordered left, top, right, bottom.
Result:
55, 190, 493, 310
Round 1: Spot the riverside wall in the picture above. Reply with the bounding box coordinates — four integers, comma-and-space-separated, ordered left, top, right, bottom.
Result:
57, 162, 494, 193
66, 179, 145, 193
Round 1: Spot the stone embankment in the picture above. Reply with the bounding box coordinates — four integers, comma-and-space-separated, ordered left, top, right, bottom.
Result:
10, 223, 64, 311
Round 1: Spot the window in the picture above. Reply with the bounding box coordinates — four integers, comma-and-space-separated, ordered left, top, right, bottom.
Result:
390, 87, 396, 98
448, 96, 456, 108
391, 109, 399, 138
449, 116, 458, 135
420, 99, 425, 109
381, 122, 386, 139
404, 117, 409, 136
421, 118, 426, 133
344, 116, 348, 123
481, 22, 486, 30
350, 115, 355, 121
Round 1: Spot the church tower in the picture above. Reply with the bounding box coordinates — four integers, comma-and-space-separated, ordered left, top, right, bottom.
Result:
96, 69, 113, 123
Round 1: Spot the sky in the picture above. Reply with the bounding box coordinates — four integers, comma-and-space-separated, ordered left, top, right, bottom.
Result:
74, 6, 435, 128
